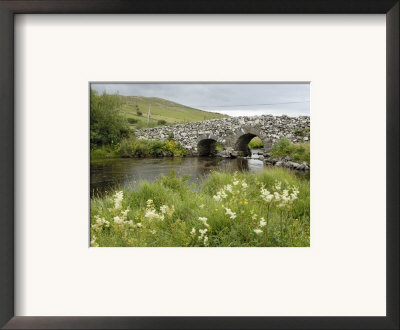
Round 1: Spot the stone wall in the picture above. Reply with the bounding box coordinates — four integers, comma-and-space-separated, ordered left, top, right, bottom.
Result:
135, 115, 310, 156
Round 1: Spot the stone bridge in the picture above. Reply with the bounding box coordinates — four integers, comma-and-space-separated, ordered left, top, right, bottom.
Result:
135, 115, 310, 156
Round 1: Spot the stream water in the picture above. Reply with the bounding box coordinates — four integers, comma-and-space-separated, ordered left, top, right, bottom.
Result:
90, 150, 309, 196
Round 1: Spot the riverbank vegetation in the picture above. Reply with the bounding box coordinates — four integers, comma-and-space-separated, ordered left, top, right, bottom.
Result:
90, 90, 188, 159
270, 137, 310, 164
118, 137, 187, 158
91, 138, 188, 159
90, 89, 130, 148
90, 168, 310, 247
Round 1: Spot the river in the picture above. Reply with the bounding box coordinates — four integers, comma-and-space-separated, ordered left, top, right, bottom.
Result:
90, 150, 309, 197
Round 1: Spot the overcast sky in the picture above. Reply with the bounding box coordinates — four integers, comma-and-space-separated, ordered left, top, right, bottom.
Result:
91, 83, 310, 117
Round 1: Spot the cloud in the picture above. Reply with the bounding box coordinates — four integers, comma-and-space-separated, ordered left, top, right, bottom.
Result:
91, 83, 310, 116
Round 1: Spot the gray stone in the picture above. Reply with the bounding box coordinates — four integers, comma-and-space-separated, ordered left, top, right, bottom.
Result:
135, 114, 310, 156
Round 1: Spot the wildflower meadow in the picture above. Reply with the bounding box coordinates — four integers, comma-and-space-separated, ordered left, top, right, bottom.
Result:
90, 168, 310, 247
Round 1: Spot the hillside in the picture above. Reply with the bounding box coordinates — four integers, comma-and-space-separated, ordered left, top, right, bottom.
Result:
118, 96, 228, 129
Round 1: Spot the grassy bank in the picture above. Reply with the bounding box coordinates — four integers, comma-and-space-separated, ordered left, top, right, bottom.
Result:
120, 96, 227, 130
270, 137, 310, 164
91, 137, 187, 159
90, 168, 310, 247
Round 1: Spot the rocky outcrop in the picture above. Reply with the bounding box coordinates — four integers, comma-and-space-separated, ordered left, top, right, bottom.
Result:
136, 115, 310, 156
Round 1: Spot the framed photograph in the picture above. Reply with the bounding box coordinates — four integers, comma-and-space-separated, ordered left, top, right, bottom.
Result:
1, 1, 398, 329
89, 82, 311, 248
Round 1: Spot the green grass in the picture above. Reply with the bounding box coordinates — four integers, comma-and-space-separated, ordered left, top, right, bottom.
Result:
90, 168, 310, 247
118, 96, 228, 129
270, 137, 310, 164
248, 136, 264, 149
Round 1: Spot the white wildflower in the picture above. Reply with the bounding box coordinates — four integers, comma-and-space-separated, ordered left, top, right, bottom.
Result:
213, 194, 222, 202
261, 187, 274, 202
90, 235, 99, 247
203, 236, 209, 245
114, 216, 124, 224
145, 209, 164, 221
113, 191, 124, 210
259, 217, 267, 227
233, 180, 239, 186
121, 208, 129, 219
136, 223, 142, 228
290, 186, 299, 201
224, 207, 237, 220
252, 214, 258, 220
199, 204, 205, 209
254, 228, 263, 234
160, 205, 168, 214
225, 184, 233, 193
242, 182, 248, 189
274, 181, 282, 191
198, 216, 209, 227
213, 189, 227, 201
198, 228, 208, 240
190, 227, 196, 235
94, 215, 110, 228
144, 209, 157, 220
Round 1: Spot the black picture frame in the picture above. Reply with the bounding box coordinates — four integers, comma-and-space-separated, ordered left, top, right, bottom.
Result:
0, 1, 398, 329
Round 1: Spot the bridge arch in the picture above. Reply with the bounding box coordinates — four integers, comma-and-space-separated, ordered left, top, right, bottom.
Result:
233, 127, 272, 157
197, 134, 225, 156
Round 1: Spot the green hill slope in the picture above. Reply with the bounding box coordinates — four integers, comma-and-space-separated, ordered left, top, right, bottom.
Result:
118, 96, 228, 129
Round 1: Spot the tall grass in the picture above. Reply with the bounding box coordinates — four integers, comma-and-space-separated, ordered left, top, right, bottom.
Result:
90, 169, 310, 247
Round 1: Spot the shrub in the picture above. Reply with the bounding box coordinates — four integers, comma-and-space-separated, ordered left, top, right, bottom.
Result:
127, 118, 139, 124
149, 140, 165, 157
162, 139, 187, 157
90, 145, 119, 159
117, 137, 187, 158
157, 120, 167, 126
270, 137, 310, 163
294, 128, 310, 137
167, 132, 174, 141
90, 89, 130, 148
